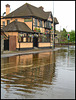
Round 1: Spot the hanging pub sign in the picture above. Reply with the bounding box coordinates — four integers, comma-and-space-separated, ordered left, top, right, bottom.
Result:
24, 18, 32, 22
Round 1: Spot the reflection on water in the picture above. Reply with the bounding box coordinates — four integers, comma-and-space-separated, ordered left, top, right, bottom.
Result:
1, 46, 75, 99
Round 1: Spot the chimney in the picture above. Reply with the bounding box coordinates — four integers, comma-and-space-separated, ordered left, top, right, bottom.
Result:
6, 4, 10, 15
39, 6, 44, 10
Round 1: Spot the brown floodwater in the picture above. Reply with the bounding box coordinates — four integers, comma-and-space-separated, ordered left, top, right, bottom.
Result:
1, 46, 75, 99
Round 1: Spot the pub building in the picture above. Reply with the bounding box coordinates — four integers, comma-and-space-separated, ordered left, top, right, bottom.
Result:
1, 3, 59, 51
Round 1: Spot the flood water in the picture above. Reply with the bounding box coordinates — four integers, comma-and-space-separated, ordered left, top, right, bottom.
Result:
1, 46, 75, 99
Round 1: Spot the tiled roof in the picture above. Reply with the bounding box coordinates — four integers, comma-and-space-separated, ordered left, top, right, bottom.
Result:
3, 3, 51, 20
54, 17, 59, 24
2, 21, 33, 33
1, 29, 8, 39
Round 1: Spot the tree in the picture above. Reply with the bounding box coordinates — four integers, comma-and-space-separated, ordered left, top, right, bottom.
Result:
56, 29, 75, 43
63, 28, 66, 33
68, 30, 75, 43
60, 28, 67, 43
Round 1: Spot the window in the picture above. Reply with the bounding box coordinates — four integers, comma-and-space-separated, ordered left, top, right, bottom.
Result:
7, 20, 10, 25
38, 34, 50, 42
35, 19, 37, 27
21, 37, 23, 42
18, 33, 33, 43
49, 22, 51, 28
45, 21, 51, 28
39, 20, 42, 27
44, 21, 45, 27
2, 21, 5, 27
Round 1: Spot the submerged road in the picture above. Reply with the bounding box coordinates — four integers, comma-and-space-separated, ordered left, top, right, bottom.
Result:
1, 46, 75, 99
1, 47, 62, 58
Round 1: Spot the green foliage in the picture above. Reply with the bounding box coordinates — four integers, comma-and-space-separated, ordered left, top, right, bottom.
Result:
34, 28, 41, 32
63, 28, 66, 33
34, 27, 37, 31
59, 29, 75, 43
38, 28, 41, 32
68, 30, 75, 43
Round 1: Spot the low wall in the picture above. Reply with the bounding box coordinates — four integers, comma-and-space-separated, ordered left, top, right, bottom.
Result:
17, 43, 33, 48
38, 43, 51, 47
55, 43, 75, 46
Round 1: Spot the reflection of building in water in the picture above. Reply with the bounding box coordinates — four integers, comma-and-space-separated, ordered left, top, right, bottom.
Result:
1, 51, 56, 93
17, 54, 33, 65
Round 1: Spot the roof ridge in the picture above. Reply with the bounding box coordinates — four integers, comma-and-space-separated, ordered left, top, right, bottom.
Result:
3, 3, 53, 20
26, 3, 33, 15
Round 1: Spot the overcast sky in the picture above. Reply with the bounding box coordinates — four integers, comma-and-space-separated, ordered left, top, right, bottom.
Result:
1, 1, 75, 32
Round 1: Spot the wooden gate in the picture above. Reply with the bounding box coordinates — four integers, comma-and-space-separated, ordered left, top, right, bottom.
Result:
9, 36, 16, 51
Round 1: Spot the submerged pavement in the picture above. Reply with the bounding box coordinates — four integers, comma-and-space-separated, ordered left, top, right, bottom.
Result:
1, 47, 62, 58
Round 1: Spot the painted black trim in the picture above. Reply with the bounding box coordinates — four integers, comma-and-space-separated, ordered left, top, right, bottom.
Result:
38, 47, 52, 49
4, 31, 33, 33
18, 42, 33, 43
18, 41, 51, 43
32, 17, 33, 31
33, 25, 51, 30
33, 25, 44, 28
16, 47, 33, 51
2, 16, 47, 20
38, 42, 51, 43
16, 47, 52, 51
33, 23, 51, 29
31, 16, 46, 20
44, 27, 51, 30
2, 16, 32, 19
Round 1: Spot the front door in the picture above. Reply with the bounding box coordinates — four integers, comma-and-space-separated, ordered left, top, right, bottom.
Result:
9, 36, 16, 51
33, 36, 38, 47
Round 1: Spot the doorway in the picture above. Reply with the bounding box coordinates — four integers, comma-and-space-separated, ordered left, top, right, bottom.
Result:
33, 36, 38, 47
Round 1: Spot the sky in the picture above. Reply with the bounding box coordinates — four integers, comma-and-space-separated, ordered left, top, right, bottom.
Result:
1, 1, 75, 32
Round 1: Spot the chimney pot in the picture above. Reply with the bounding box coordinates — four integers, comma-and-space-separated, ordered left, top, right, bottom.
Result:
6, 4, 10, 7
6, 4, 10, 15
39, 6, 44, 10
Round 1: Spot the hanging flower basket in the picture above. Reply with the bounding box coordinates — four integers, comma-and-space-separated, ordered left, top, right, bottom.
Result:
34, 34, 38, 37
34, 28, 41, 33
34, 30, 36, 32
20, 34, 23, 37
38, 28, 41, 32
43, 35, 46, 38
29, 34, 32, 37
45, 32, 47, 35
34, 28, 37, 32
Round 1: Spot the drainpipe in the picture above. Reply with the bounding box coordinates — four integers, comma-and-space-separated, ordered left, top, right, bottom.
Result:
52, 1, 55, 49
